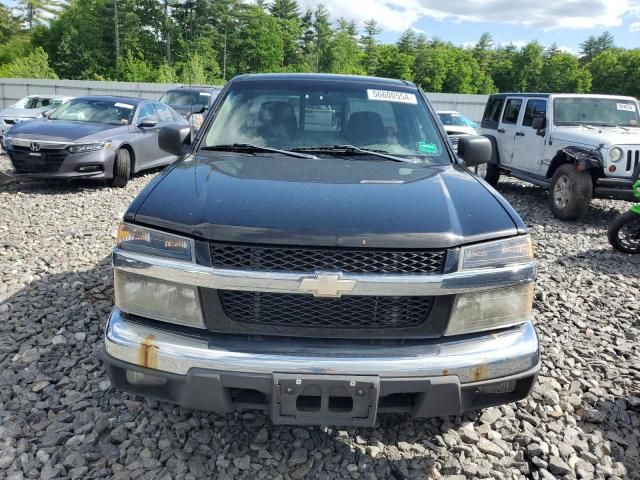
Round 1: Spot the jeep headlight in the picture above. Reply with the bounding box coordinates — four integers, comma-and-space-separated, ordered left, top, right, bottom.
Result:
608, 147, 623, 163
67, 141, 111, 154
460, 235, 533, 270
447, 236, 535, 335
114, 223, 203, 328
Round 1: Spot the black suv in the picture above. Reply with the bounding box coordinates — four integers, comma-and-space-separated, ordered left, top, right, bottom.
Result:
103, 73, 539, 426
159, 85, 222, 128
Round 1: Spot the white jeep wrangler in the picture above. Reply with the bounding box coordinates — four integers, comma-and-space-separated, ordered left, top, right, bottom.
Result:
480, 93, 640, 220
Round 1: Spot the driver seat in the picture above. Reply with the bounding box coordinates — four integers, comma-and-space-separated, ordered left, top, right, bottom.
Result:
345, 111, 386, 145
258, 101, 298, 144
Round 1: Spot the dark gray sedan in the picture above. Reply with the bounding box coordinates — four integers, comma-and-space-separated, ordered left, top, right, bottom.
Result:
1, 96, 188, 187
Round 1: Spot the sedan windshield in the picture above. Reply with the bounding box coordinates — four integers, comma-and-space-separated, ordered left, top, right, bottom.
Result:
160, 91, 212, 107
554, 97, 640, 127
49, 99, 136, 125
13, 96, 53, 109
201, 82, 449, 164
438, 112, 470, 127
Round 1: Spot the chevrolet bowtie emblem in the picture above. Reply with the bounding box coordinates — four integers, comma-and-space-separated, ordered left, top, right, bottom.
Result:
298, 272, 357, 298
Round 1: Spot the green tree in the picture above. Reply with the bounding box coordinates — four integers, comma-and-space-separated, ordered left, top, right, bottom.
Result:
580, 31, 614, 62
360, 18, 382, 75
156, 62, 178, 83
541, 51, 591, 93
269, 0, 303, 69
235, 5, 284, 73
117, 50, 157, 82
34, 0, 116, 79
397, 29, 418, 56
312, 4, 333, 72
473, 32, 493, 72
0, 46, 58, 78
513, 41, 544, 91
0, 3, 20, 44
330, 28, 364, 75
16, 0, 65, 30
179, 53, 207, 84
375, 45, 413, 80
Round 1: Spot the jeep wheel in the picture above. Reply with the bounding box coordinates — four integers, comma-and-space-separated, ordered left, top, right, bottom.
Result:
110, 148, 131, 188
477, 163, 501, 187
548, 164, 593, 220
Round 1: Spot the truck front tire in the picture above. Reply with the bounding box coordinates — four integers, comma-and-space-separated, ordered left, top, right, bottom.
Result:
548, 164, 593, 220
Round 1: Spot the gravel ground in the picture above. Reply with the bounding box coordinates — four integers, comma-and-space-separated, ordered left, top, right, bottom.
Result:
0, 152, 639, 480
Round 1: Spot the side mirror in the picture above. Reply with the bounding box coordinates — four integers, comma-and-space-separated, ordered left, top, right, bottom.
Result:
138, 117, 158, 128
41, 110, 51, 118
457, 135, 492, 167
159, 124, 191, 155
532, 116, 546, 130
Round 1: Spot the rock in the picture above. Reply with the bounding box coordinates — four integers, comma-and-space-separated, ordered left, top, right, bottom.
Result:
0, 446, 16, 469
548, 456, 572, 476
233, 455, 250, 470
63, 452, 86, 469
477, 438, 505, 458
288, 448, 308, 466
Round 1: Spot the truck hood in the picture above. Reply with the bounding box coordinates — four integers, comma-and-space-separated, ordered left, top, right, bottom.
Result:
132, 154, 521, 248
4, 119, 127, 142
552, 125, 640, 147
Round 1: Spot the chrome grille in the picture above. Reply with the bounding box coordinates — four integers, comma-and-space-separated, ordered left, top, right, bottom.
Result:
210, 243, 446, 274
218, 291, 434, 329
626, 149, 640, 173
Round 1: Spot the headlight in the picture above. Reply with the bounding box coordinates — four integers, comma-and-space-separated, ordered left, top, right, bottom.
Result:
608, 147, 623, 163
445, 283, 534, 336
116, 223, 193, 261
67, 141, 111, 153
460, 235, 533, 270
114, 270, 204, 328
189, 113, 205, 129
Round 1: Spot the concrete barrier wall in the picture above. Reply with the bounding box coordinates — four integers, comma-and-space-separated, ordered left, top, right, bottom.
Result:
0, 78, 489, 121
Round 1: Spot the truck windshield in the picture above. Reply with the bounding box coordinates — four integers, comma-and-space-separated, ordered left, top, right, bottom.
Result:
554, 97, 640, 127
201, 82, 450, 164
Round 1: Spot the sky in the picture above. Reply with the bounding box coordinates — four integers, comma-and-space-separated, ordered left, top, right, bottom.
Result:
299, 0, 640, 54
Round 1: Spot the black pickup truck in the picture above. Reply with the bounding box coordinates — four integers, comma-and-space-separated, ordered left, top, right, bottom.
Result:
103, 73, 539, 426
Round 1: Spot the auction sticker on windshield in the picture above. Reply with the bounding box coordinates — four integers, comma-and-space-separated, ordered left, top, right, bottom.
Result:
367, 89, 417, 105
617, 103, 636, 112
114, 103, 134, 109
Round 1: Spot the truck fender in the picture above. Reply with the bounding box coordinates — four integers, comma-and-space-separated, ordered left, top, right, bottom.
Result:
546, 146, 602, 178
483, 135, 500, 165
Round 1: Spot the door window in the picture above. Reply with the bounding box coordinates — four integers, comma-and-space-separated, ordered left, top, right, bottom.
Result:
502, 99, 522, 124
522, 99, 547, 127
155, 103, 175, 123
137, 103, 157, 123
483, 98, 504, 124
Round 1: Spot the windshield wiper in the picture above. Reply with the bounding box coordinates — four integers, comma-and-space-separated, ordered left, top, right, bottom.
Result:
200, 143, 318, 159
291, 145, 416, 163
558, 122, 595, 129
587, 122, 629, 131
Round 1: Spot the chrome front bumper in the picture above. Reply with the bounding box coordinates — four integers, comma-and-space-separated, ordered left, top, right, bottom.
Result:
105, 308, 539, 384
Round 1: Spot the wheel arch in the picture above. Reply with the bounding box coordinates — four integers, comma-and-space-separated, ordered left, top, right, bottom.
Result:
546, 146, 602, 180
483, 134, 500, 165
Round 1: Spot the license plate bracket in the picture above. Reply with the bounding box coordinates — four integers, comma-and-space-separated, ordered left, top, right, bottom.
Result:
272, 373, 379, 426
